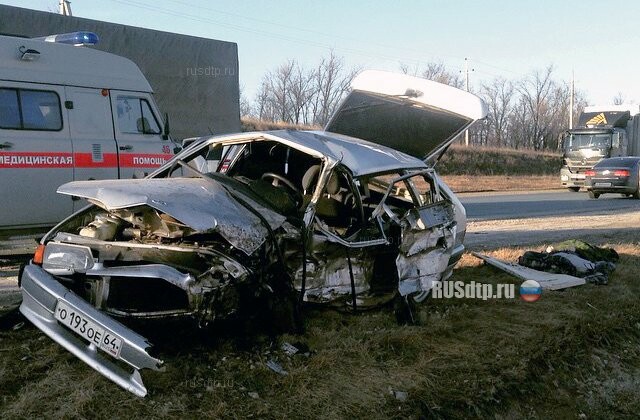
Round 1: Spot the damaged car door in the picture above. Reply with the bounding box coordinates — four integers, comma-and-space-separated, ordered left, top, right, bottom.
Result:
377, 171, 457, 301
296, 164, 457, 308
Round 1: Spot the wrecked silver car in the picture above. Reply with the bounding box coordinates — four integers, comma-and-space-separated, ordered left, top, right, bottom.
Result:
19, 70, 487, 396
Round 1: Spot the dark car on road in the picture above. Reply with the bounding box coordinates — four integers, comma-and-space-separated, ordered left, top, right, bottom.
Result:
585, 157, 640, 199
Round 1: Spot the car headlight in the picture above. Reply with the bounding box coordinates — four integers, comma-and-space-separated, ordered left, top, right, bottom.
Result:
42, 243, 94, 275
561, 175, 569, 181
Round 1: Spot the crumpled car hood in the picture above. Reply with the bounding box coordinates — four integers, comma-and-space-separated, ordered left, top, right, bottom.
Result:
57, 178, 287, 255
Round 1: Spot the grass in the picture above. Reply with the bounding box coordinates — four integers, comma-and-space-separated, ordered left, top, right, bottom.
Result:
2, 241, 640, 418
241, 117, 320, 132
437, 144, 562, 177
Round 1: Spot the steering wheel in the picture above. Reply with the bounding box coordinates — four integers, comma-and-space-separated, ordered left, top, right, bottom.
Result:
261, 172, 303, 206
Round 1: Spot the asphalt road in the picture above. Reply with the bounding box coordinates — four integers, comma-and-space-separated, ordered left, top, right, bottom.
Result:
460, 190, 640, 221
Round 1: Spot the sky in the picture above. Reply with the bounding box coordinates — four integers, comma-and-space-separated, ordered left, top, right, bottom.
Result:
3, 0, 640, 106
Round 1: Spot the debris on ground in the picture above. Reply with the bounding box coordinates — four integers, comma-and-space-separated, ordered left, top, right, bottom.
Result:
472, 252, 585, 290
388, 387, 408, 401
248, 392, 260, 399
393, 390, 408, 402
281, 342, 299, 356
521, 240, 617, 285
266, 359, 288, 376
473, 241, 618, 288
547, 239, 619, 263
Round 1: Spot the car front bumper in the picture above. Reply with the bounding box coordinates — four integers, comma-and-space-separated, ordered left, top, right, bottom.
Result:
560, 167, 586, 187
19, 263, 163, 397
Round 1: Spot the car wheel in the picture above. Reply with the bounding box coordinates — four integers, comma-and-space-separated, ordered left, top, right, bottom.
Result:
568, 187, 580, 192
588, 191, 600, 199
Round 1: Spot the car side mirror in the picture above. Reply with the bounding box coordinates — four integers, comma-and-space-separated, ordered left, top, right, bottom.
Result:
162, 113, 171, 140
612, 133, 621, 148
137, 117, 151, 134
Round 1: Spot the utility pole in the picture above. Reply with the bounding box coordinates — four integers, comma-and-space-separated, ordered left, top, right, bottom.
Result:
59, 0, 72, 16
569, 70, 575, 129
463, 58, 474, 146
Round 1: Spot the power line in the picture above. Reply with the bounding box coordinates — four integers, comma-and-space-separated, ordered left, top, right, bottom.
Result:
106, 0, 470, 70
162, 0, 466, 63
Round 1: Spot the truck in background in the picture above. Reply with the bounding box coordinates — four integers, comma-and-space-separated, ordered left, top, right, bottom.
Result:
0, 32, 180, 237
560, 105, 640, 191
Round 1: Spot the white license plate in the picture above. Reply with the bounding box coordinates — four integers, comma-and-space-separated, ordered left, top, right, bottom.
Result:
54, 300, 122, 358
574, 174, 586, 180
595, 182, 612, 187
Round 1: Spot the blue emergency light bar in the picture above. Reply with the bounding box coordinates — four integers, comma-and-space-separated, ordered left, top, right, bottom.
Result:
38, 31, 99, 46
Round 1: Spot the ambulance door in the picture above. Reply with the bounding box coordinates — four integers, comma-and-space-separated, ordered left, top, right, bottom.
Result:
0, 83, 73, 228
64, 87, 119, 211
110, 91, 173, 178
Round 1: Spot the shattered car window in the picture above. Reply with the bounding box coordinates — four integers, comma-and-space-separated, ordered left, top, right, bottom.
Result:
363, 172, 435, 210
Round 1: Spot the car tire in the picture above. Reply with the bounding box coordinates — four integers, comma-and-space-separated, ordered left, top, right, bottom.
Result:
588, 191, 600, 199
633, 173, 640, 199
568, 187, 580, 192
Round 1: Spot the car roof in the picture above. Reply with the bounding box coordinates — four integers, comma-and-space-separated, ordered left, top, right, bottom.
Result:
263, 129, 428, 177
595, 156, 640, 167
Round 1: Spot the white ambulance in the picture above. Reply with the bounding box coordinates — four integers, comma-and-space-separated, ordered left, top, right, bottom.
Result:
0, 31, 179, 235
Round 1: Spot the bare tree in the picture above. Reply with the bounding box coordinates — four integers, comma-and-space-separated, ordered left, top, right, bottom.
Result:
310, 51, 357, 126
287, 64, 315, 125
252, 58, 588, 151
480, 77, 514, 147
421, 62, 464, 89
254, 80, 274, 121
400, 61, 464, 89
269, 60, 296, 122
253, 53, 356, 126
239, 85, 253, 118
516, 65, 556, 149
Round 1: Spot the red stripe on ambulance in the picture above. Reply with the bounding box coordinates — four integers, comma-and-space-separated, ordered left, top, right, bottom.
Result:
73, 153, 118, 168
0, 152, 173, 169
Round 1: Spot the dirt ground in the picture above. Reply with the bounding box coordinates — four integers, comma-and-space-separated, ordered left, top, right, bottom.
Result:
0, 260, 21, 310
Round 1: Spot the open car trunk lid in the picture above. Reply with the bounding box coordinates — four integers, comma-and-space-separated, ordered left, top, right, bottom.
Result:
324, 70, 488, 165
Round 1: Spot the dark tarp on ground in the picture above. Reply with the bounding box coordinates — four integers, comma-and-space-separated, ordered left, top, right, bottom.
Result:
518, 240, 618, 285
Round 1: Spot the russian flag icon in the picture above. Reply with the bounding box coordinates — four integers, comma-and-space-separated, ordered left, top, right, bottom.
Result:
520, 280, 542, 302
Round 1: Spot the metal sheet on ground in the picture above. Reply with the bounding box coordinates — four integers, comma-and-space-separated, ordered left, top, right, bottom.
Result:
472, 252, 586, 290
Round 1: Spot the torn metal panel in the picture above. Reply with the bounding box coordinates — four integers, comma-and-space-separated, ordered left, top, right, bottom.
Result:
397, 224, 456, 297
472, 252, 586, 290
57, 178, 286, 255
291, 233, 374, 304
